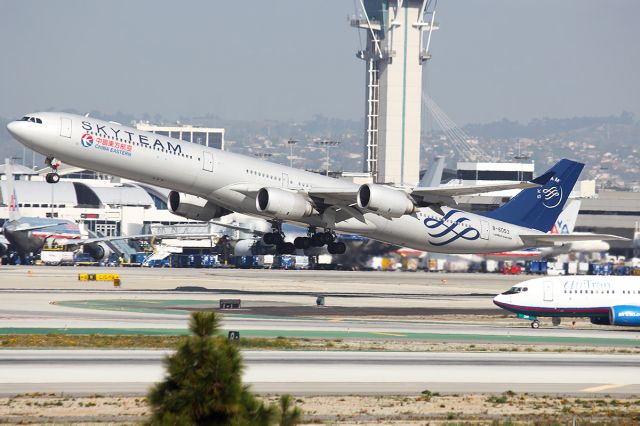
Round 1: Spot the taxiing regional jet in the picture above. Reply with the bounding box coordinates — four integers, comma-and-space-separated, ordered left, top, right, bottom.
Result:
6, 112, 626, 255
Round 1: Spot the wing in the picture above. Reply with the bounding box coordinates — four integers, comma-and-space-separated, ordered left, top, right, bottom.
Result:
54, 233, 218, 247
209, 221, 268, 236
411, 181, 541, 205
55, 234, 158, 247
411, 171, 554, 206
520, 233, 629, 247
12, 222, 69, 232
307, 188, 359, 205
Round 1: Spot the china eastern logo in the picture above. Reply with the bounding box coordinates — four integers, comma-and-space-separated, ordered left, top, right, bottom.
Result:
80, 133, 94, 148
537, 176, 562, 209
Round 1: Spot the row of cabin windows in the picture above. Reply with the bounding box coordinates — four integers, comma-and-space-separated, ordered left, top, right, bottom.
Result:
18, 203, 65, 208
565, 289, 620, 294
87, 131, 194, 160
417, 211, 472, 228
245, 169, 311, 188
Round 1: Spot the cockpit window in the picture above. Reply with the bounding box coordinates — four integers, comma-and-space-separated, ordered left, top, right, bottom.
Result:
502, 286, 528, 295
19, 116, 42, 124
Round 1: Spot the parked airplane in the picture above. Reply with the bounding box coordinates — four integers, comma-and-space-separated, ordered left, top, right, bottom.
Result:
6, 112, 626, 255
482, 200, 610, 259
0, 159, 172, 261
494, 276, 640, 329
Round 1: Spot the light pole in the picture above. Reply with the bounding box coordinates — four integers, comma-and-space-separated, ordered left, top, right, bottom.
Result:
314, 140, 340, 176
286, 139, 298, 168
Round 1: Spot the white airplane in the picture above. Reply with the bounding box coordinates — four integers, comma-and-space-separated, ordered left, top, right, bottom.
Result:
482, 200, 610, 260
494, 276, 640, 329
6, 112, 626, 255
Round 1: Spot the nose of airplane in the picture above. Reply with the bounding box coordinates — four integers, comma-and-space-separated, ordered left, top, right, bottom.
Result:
6, 121, 27, 141
492, 294, 503, 306
6, 121, 19, 137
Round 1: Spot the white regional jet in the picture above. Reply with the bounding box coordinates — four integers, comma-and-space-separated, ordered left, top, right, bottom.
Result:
494, 276, 640, 329
6, 112, 626, 255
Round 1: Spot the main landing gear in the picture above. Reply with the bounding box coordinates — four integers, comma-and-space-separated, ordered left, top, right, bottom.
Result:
45, 156, 60, 184
262, 225, 346, 255
531, 319, 540, 329
298, 228, 346, 255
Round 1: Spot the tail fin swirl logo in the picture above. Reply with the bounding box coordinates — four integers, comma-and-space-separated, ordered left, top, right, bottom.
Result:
538, 176, 563, 209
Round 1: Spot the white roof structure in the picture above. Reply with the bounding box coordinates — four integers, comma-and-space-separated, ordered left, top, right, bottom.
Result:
87, 186, 154, 207
0, 163, 38, 176
0, 181, 156, 208
0, 180, 77, 206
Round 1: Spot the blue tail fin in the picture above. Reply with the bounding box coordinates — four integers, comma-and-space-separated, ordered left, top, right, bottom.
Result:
481, 159, 584, 232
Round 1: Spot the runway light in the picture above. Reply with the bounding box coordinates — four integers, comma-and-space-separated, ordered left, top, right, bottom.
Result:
228, 331, 240, 343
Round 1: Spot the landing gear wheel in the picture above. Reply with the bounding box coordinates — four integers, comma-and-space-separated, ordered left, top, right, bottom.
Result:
294, 237, 311, 250
327, 242, 346, 255
311, 234, 324, 247
320, 232, 335, 245
531, 320, 540, 329
263, 233, 275, 245
272, 233, 284, 245
45, 173, 60, 184
277, 242, 295, 255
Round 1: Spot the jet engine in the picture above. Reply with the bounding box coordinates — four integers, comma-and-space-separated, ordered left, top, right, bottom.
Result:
357, 184, 415, 218
590, 316, 611, 325
168, 191, 230, 221
0, 242, 8, 257
609, 305, 640, 326
256, 188, 315, 219
83, 243, 105, 260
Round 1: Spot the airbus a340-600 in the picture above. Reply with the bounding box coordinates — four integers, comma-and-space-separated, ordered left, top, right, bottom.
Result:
6, 112, 625, 255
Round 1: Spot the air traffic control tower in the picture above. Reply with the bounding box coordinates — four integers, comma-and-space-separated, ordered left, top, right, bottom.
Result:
352, 0, 438, 186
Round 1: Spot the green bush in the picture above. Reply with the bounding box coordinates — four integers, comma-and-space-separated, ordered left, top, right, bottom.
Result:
147, 311, 301, 425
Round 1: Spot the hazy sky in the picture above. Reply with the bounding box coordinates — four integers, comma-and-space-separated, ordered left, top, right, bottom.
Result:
1, 0, 638, 124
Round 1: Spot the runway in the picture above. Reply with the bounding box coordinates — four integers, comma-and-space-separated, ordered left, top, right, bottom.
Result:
1, 350, 639, 396
0, 266, 639, 345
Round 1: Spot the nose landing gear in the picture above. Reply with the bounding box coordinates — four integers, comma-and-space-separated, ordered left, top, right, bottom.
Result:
45, 157, 61, 184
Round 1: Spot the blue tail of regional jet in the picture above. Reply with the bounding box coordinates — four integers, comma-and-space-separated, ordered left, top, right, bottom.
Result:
481, 159, 584, 232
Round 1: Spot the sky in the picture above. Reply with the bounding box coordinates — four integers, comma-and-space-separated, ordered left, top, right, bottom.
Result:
0, 0, 638, 125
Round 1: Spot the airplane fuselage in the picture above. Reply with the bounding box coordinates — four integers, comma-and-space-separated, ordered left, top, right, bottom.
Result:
9, 112, 547, 254
494, 276, 640, 326
2, 218, 81, 255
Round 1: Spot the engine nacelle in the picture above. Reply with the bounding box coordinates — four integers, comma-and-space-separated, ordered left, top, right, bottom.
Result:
233, 239, 257, 257
590, 316, 611, 326
256, 188, 315, 219
609, 305, 640, 326
168, 191, 230, 221
357, 184, 415, 218
83, 243, 105, 261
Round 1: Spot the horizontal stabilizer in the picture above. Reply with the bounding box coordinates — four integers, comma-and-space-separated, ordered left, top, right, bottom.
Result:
520, 232, 629, 247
